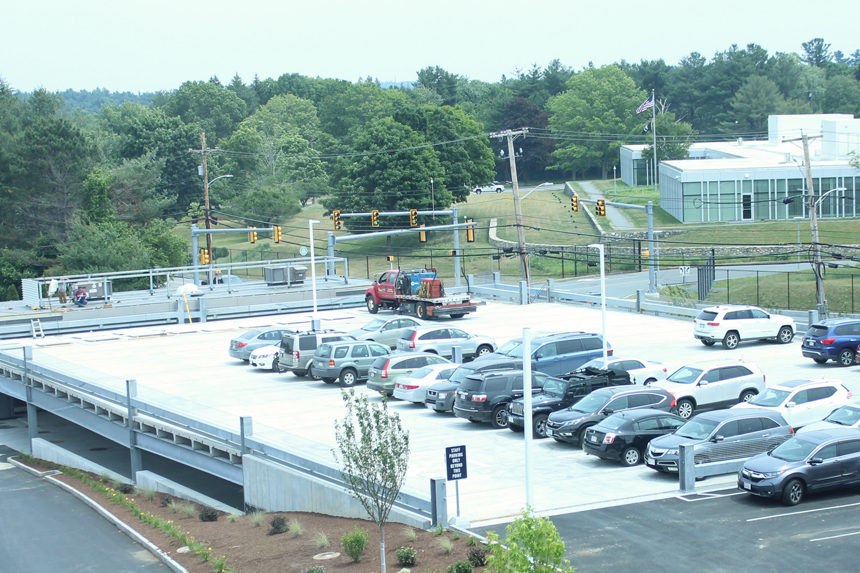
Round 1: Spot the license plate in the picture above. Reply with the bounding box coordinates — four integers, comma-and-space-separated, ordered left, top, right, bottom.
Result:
742, 481, 751, 490
546, 428, 553, 437
590, 435, 599, 443
645, 456, 654, 465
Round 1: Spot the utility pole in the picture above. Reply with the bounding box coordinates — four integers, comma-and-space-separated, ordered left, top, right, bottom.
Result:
802, 131, 826, 317
501, 128, 530, 281
191, 132, 215, 262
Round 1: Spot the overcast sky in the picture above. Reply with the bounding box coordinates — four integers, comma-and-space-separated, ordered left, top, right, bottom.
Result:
3, 0, 858, 94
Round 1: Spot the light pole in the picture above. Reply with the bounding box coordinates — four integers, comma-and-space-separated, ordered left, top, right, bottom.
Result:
202, 173, 233, 262
613, 165, 617, 196
309, 219, 320, 328
430, 177, 435, 216
588, 243, 608, 364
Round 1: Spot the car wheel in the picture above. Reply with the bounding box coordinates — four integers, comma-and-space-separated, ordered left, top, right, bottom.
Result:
366, 296, 379, 314
777, 326, 794, 344
476, 344, 493, 357
644, 377, 657, 385
490, 405, 509, 429
415, 302, 427, 320
533, 414, 548, 438
578, 425, 594, 448
676, 399, 695, 419
508, 422, 524, 432
781, 478, 805, 506
293, 369, 308, 377
309, 365, 322, 380
451, 313, 464, 319
739, 389, 758, 403
340, 369, 358, 387
722, 331, 740, 349
838, 348, 856, 366
700, 338, 716, 347
321, 377, 337, 384
812, 357, 828, 364
620, 447, 641, 466
270, 356, 279, 372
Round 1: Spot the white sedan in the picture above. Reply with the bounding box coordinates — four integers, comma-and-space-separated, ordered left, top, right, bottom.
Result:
577, 357, 668, 385
249, 344, 281, 371
393, 363, 459, 403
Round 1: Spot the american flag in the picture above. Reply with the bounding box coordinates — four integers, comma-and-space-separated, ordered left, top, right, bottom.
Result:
636, 96, 654, 114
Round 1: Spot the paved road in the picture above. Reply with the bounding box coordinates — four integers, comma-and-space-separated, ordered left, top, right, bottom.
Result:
579, 180, 634, 230
0, 446, 168, 572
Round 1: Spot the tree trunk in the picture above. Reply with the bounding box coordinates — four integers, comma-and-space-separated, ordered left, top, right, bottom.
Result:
379, 523, 387, 573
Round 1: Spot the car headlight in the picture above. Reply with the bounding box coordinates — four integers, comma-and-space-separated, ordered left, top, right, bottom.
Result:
437, 392, 448, 399
749, 469, 784, 479
666, 449, 679, 456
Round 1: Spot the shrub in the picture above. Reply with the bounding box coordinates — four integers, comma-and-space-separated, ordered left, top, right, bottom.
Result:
288, 518, 304, 536
467, 546, 487, 567
467, 535, 477, 546
405, 527, 417, 542
268, 516, 288, 535
159, 495, 173, 508
396, 546, 417, 566
314, 531, 330, 549
302, 567, 325, 573
250, 511, 263, 527
117, 482, 135, 494
199, 507, 219, 522
439, 537, 453, 555
446, 561, 473, 573
227, 513, 241, 523
341, 526, 369, 562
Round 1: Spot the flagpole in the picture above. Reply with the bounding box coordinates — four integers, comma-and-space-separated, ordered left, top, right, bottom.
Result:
651, 88, 657, 190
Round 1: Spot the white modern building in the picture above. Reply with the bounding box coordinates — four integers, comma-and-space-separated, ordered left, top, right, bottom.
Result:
620, 114, 860, 223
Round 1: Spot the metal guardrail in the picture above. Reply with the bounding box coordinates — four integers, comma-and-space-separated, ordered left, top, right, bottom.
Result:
0, 347, 434, 521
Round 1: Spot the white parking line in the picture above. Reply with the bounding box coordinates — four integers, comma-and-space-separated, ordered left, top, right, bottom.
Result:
679, 491, 747, 502
811, 530, 860, 542
747, 501, 860, 522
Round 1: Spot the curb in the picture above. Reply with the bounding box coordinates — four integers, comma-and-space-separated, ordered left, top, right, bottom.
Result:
8, 456, 188, 573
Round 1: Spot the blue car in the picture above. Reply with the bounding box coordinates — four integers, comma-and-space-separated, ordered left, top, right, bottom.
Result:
802, 318, 860, 366
738, 428, 860, 505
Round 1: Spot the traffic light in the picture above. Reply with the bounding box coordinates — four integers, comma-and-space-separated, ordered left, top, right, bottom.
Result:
418, 224, 427, 243
409, 208, 418, 227
273, 225, 282, 243
331, 210, 342, 230
449, 249, 457, 256
466, 218, 475, 243
199, 248, 210, 265
371, 209, 380, 227
571, 194, 579, 213
386, 255, 395, 262
596, 199, 606, 217
249, 227, 258, 243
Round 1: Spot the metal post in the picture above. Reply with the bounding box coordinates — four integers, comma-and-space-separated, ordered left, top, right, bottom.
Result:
589, 244, 608, 364
191, 225, 200, 286
452, 206, 461, 287
523, 328, 533, 509
126, 379, 141, 482
240, 416, 253, 454
326, 232, 336, 277
309, 219, 319, 318
23, 347, 37, 452
647, 202, 656, 293
430, 477, 448, 527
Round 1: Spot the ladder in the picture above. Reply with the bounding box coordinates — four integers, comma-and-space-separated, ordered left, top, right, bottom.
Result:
30, 319, 44, 339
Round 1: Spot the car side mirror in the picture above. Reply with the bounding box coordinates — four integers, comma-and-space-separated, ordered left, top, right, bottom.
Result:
699, 380, 709, 386
602, 408, 614, 415
808, 457, 823, 465
711, 435, 725, 443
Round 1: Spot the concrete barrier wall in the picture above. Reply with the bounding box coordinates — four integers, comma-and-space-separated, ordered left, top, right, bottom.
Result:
31, 437, 127, 483
136, 470, 239, 514
242, 454, 431, 529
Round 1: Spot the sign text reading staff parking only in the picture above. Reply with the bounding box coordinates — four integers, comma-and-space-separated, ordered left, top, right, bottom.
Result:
446, 445, 467, 481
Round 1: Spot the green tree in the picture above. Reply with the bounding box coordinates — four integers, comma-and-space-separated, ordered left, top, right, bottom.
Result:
485, 509, 575, 572
549, 65, 644, 179
326, 117, 448, 230
415, 66, 461, 106
802, 38, 832, 68
333, 389, 410, 573
154, 80, 248, 142
80, 167, 113, 223
822, 75, 860, 115
730, 76, 787, 132
641, 108, 695, 165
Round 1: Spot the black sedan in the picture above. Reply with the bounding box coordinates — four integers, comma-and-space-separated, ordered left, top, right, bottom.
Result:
582, 408, 686, 466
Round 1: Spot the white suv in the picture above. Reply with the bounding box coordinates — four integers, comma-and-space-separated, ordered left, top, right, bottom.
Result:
693, 305, 795, 350
650, 360, 766, 419
733, 378, 851, 428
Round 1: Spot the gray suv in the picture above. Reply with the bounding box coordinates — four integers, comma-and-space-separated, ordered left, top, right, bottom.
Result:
278, 330, 354, 377
312, 340, 390, 386
475, 331, 610, 376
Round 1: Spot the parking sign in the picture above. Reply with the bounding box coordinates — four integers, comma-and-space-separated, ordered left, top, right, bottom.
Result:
445, 445, 467, 481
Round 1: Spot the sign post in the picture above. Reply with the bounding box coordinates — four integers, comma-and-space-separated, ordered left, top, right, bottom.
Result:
679, 265, 691, 286
445, 445, 467, 521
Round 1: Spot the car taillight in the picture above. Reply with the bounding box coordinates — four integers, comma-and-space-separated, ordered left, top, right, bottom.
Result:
409, 332, 417, 349
788, 427, 794, 434
603, 433, 616, 444
402, 384, 418, 390
607, 348, 613, 356
237, 342, 248, 348
707, 322, 720, 326
820, 338, 836, 345
670, 397, 676, 408
328, 359, 335, 366
471, 394, 487, 402
381, 360, 391, 378
293, 350, 300, 360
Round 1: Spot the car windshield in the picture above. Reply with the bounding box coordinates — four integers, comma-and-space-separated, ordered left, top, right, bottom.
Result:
541, 378, 567, 396
496, 339, 523, 358
675, 418, 719, 440
667, 366, 704, 384
410, 366, 433, 378
237, 329, 261, 340
770, 437, 818, 462
568, 392, 607, 414
825, 405, 860, 426
750, 388, 791, 407
577, 358, 610, 371
361, 319, 386, 331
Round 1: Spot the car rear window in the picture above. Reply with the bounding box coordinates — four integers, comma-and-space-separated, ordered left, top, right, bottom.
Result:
400, 329, 416, 340
696, 310, 718, 321
579, 338, 602, 351
281, 338, 294, 352
371, 356, 389, 369
315, 344, 332, 358
805, 325, 829, 337
299, 337, 318, 350
238, 329, 261, 340
459, 376, 485, 392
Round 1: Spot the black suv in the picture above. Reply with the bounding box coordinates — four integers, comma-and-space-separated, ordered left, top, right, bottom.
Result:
507, 367, 634, 438
277, 329, 354, 377
546, 386, 676, 445
424, 356, 520, 414
453, 370, 550, 428
474, 331, 611, 376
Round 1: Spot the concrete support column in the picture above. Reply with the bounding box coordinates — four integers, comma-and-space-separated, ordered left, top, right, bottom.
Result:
430, 477, 448, 528
23, 347, 37, 453
451, 346, 463, 364
545, 279, 554, 302
240, 416, 253, 454
126, 379, 142, 482
519, 280, 528, 305
0, 394, 13, 419
679, 444, 696, 494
